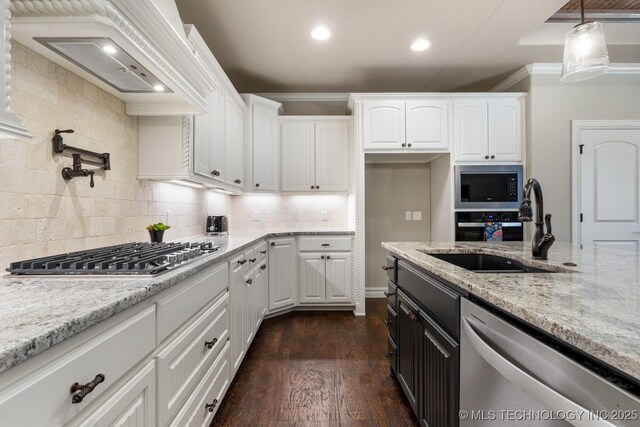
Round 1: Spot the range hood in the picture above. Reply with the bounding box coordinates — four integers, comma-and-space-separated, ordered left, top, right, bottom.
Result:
10, 0, 212, 115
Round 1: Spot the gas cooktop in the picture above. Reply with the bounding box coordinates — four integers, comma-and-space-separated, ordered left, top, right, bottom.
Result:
7, 241, 221, 276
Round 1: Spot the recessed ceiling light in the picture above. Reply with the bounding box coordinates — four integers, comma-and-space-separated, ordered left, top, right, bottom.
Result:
153, 84, 165, 92
411, 38, 431, 52
311, 26, 331, 41
102, 44, 117, 54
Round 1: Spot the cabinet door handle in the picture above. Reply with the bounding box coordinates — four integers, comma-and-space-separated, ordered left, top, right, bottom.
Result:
316, 185, 320, 190
321, 243, 330, 247
384, 319, 393, 326
246, 279, 253, 285
310, 185, 314, 189
249, 258, 257, 263
321, 255, 325, 259
490, 155, 495, 159
401, 143, 406, 147
260, 264, 266, 270
484, 155, 490, 159
326, 255, 331, 259
260, 250, 267, 254
211, 170, 220, 176
383, 291, 395, 297
255, 183, 260, 187
382, 265, 394, 271
408, 311, 419, 322
407, 143, 412, 148
384, 350, 394, 358
70, 374, 105, 404
205, 399, 219, 413
204, 337, 218, 349
234, 179, 241, 184
238, 259, 247, 265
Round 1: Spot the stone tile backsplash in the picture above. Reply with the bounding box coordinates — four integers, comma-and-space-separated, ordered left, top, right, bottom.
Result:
0, 43, 351, 268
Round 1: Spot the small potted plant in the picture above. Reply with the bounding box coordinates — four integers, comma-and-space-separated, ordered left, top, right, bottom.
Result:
146, 223, 171, 243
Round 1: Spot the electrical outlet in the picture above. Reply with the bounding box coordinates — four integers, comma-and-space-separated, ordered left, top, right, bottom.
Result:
412, 211, 422, 221
321, 210, 328, 221
165, 210, 173, 226
405, 211, 412, 221
253, 211, 260, 222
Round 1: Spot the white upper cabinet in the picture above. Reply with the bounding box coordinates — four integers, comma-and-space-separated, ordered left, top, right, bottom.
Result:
281, 123, 316, 191
454, 98, 523, 163
243, 95, 282, 192
194, 82, 225, 182
363, 100, 449, 151
406, 101, 449, 150
363, 101, 405, 149
281, 118, 350, 193
225, 94, 245, 189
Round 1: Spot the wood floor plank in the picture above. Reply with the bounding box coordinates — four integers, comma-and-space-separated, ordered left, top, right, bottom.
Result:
212, 299, 418, 426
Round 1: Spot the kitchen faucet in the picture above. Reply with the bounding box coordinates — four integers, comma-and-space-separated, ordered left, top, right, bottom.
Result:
518, 178, 555, 260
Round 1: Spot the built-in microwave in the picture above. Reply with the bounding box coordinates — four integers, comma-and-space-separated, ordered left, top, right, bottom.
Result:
454, 165, 523, 210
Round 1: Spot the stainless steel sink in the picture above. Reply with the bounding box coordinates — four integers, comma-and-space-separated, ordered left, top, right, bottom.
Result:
425, 253, 555, 274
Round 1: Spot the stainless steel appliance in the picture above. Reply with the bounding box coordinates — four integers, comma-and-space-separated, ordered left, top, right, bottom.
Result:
455, 211, 523, 242
6, 242, 220, 275
206, 215, 228, 235
455, 165, 523, 210
461, 299, 640, 426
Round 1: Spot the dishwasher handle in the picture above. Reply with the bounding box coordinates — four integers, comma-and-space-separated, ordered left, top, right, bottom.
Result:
462, 317, 615, 427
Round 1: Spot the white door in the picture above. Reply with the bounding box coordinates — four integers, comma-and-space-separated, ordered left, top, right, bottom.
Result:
406, 101, 449, 150
252, 103, 279, 191
454, 100, 489, 162
268, 238, 296, 311
488, 99, 522, 162
225, 95, 244, 189
325, 252, 353, 303
209, 86, 226, 183
579, 127, 640, 251
299, 253, 326, 304
315, 121, 349, 191
193, 92, 213, 178
363, 101, 405, 150
229, 253, 246, 373
281, 122, 315, 192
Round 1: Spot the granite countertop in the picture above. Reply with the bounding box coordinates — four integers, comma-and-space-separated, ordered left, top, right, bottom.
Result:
382, 241, 640, 381
0, 230, 354, 374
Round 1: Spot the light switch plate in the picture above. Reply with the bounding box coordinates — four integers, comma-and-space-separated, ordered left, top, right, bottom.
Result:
412, 211, 422, 221
253, 211, 260, 221
405, 211, 412, 221
165, 210, 173, 226
321, 210, 328, 221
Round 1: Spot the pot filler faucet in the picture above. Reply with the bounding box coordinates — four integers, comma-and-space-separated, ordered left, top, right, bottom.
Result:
518, 178, 555, 260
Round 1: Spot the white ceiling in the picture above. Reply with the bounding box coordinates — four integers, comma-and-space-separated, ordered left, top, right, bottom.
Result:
175, 0, 640, 92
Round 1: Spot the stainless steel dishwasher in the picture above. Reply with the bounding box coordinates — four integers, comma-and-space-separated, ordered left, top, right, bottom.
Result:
460, 299, 640, 427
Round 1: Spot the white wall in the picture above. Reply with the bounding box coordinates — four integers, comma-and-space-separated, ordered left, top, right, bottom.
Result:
365, 163, 431, 289
508, 73, 640, 243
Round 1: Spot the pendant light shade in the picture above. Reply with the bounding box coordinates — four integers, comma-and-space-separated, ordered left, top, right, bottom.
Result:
561, 21, 610, 82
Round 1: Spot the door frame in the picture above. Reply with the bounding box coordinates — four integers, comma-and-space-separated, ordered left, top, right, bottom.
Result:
570, 120, 640, 245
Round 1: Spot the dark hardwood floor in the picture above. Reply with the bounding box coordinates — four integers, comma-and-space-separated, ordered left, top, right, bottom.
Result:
212, 298, 417, 427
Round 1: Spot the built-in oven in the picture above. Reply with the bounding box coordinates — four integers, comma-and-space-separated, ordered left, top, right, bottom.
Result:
455, 165, 523, 210
455, 211, 523, 242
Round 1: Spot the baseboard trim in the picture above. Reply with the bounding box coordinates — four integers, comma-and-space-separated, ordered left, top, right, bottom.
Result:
365, 287, 387, 298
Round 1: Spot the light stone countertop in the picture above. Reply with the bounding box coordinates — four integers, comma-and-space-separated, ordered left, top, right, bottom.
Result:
382, 241, 640, 381
0, 230, 354, 373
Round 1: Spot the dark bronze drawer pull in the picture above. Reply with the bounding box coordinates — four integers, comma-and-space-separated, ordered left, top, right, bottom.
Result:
238, 259, 247, 265
246, 279, 253, 285
70, 374, 105, 404
384, 350, 394, 358
234, 179, 241, 184
383, 291, 395, 298
408, 311, 418, 322
382, 266, 394, 271
205, 398, 219, 412
321, 243, 330, 247
205, 338, 218, 349
260, 264, 267, 270
384, 319, 393, 326
249, 258, 257, 263
260, 250, 267, 254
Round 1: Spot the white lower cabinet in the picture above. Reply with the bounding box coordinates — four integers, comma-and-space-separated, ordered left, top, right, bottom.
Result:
299, 253, 326, 303
67, 361, 156, 427
268, 237, 297, 312
229, 252, 248, 374
325, 252, 353, 303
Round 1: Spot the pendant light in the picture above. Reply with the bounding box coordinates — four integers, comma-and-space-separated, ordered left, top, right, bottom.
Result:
561, 0, 610, 82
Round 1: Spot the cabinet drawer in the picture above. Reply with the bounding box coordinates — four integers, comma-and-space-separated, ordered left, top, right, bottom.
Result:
298, 236, 352, 252
0, 306, 155, 426
254, 240, 268, 264
169, 341, 230, 427
66, 361, 156, 427
157, 262, 229, 343
386, 280, 398, 310
157, 292, 230, 426
387, 304, 397, 343
397, 260, 460, 340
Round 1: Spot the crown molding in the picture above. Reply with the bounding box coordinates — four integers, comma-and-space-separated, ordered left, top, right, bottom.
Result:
492, 63, 640, 91
255, 93, 351, 102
